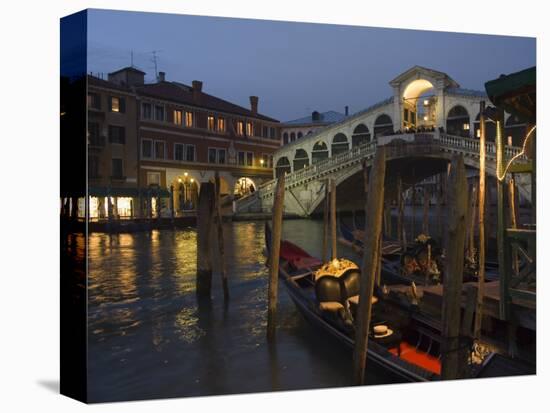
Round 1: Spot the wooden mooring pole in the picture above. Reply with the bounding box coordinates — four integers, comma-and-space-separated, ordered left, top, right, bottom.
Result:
508, 177, 519, 275
214, 172, 229, 300
397, 176, 405, 251
322, 180, 330, 263
196, 182, 215, 298
330, 178, 337, 260
467, 184, 477, 263
441, 154, 468, 380
267, 174, 285, 340
474, 101, 487, 339
353, 147, 386, 385
422, 184, 429, 235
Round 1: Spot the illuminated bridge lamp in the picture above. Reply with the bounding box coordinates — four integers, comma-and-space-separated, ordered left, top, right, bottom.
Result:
184, 172, 188, 177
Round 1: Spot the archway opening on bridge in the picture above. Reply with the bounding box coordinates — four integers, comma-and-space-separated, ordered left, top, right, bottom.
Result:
373, 114, 394, 138
352, 124, 371, 147
446, 105, 470, 138
402, 79, 436, 130
312, 141, 329, 163
474, 107, 497, 142
331, 133, 349, 155
290, 132, 296, 142
173, 175, 199, 213
293, 148, 310, 170
275, 157, 291, 177
505, 115, 527, 147
234, 177, 256, 198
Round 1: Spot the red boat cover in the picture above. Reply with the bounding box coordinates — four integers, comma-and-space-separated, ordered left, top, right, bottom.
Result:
280, 241, 323, 270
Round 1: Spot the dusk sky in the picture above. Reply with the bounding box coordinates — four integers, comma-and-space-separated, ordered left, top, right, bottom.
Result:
87, 9, 536, 122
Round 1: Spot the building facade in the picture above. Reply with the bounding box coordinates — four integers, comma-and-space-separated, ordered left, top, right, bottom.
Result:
87, 72, 140, 219
85, 67, 281, 219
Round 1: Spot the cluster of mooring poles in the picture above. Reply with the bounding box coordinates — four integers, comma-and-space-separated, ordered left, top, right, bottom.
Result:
261, 97, 522, 382
196, 171, 229, 301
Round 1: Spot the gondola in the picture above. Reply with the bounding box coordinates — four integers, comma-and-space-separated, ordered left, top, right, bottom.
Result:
264, 222, 495, 383
339, 217, 500, 286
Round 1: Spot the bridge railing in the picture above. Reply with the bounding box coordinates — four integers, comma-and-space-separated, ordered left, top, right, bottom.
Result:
237, 132, 527, 206
255, 140, 378, 198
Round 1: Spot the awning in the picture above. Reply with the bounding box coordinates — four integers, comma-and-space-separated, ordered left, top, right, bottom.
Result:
88, 186, 171, 197
485, 66, 536, 123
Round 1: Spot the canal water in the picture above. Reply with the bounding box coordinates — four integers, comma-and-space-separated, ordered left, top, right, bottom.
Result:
85, 219, 395, 403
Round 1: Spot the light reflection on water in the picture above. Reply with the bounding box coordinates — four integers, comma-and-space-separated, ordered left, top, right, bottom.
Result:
85, 220, 391, 402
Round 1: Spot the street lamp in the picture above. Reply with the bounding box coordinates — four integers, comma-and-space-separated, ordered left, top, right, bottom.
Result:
260, 159, 264, 167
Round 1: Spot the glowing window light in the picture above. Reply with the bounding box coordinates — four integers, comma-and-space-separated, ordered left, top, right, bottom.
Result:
507, 136, 513, 146
476, 129, 481, 138
89, 197, 100, 218
463, 123, 470, 130
117, 197, 133, 217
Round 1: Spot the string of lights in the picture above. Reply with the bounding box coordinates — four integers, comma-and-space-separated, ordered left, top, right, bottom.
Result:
496, 125, 536, 182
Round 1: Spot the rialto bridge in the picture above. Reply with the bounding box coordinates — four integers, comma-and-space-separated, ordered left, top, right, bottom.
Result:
234, 66, 532, 216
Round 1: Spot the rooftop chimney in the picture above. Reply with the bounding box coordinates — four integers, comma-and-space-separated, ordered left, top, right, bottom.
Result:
345, 106, 349, 116
192, 80, 203, 102
158, 71, 165, 82
249, 96, 259, 115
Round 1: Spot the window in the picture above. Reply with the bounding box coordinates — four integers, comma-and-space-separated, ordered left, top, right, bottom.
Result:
147, 172, 161, 186
185, 145, 195, 162
108, 125, 125, 144
218, 148, 226, 164
208, 148, 226, 164
246, 122, 253, 136
89, 155, 99, 178
109, 96, 125, 113
283, 132, 289, 144
238, 151, 253, 166
174, 143, 184, 161
174, 110, 183, 126
111, 158, 123, 178
208, 148, 217, 164
270, 127, 275, 139
155, 141, 165, 159
217, 117, 225, 132
207, 115, 215, 131
262, 126, 268, 137
141, 102, 152, 120
260, 154, 273, 168
142, 139, 153, 158
185, 111, 193, 127
463, 123, 470, 131
88, 93, 100, 110
155, 105, 165, 121
236, 121, 244, 136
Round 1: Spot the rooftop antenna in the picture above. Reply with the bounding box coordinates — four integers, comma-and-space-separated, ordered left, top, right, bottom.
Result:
150, 50, 162, 81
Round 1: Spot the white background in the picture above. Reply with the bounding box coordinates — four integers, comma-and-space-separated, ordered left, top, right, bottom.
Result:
0, 0, 548, 411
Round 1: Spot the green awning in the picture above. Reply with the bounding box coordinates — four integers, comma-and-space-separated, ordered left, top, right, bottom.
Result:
88, 186, 171, 197
485, 66, 536, 123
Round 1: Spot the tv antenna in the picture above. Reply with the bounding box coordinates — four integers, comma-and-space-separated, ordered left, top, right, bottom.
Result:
150, 50, 163, 80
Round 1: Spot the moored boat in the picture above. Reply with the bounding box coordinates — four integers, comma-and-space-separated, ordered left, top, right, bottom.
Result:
265, 223, 497, 383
